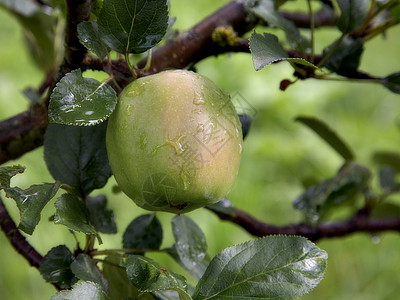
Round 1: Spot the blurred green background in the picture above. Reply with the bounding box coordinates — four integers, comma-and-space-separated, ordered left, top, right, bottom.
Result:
1, 1, 400, 299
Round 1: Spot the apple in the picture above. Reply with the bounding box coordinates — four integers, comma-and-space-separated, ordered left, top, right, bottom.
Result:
106, 70, 242, 213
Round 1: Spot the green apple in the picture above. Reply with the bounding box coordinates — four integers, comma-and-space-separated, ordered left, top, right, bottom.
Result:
106, 70, 242, 213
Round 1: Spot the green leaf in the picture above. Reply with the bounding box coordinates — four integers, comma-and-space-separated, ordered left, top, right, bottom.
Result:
48, 69, 117, 126
322, 37, 364, 75
0, 0, 39, 16
168, 245, 208, 282
97, 0, 169, 54
44, 122, 112, 197
171, 215, 207, 271
125, 255, 190, 298
39, 245, 78, 289
295, 116, 355, 161
371, 202, 400, 219
193, 235, 327, 300
373, 151, 400, 172
51, 281, 109, 300
247, 0, 303, 47
377, 166, 400, 194
54, 193, 100, 242
337, 0, 369, 33
78, 21, 110, 60
293, 162, 371, 224
0, 165, 25, 190
122, 214, 163, 253
5, 182, 61, 235
71, 254, 108, 291
249, 32, 317, 71
383, 72, 400, 94
87, 195, 117, 234
102, 256, 143, 299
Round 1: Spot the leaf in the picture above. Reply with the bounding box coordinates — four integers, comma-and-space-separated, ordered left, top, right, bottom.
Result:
171, 215, 207, 271
48, 69, 117, 126
192, 235, 327, 300
249, 32, 317, 71
54, 193, 101, 242
51, 281, 109, 300
86, 195, 117, 234
337, 0, 369, 33
125, 255, 190, 298
322, 37, 364, 75
295, 116, 355, 161
383, 72, 400, 94
39, 245, 78, 289
122, 214, 163, 253
97, 0, 169, 54
44, 122, 112, 197
370, 202, 400, 219
168, 245, 208, 282
247, 0, 303, 47
373, 151, 400, 172
0, 0, 39, 16
377, 166, 400, 194
102, 256, 142, 299
78, 21, 110, 60
71, 254, 108, 291
293, 162, 371, 224
0, 165, 25, 190
5, 182, 61, 235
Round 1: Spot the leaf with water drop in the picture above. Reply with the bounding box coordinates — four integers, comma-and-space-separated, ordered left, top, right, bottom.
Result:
171, 215, 207, 273
49, 69, 117, 126
97, 0, 169, 54
78, 21, 110, 60
51, 281, 109, 300
4, 181, 61, 235
193, 235, 328, 300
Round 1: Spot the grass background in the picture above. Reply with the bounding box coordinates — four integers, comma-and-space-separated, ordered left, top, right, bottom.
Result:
1, 1, 400, 299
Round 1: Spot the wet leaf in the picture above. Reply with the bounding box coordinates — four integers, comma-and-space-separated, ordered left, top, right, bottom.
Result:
168, 245, 208, 281
5, 182, 61, 235
193, 236, 328, 300
54, 193, 101, 242
171, 215, 207, 272
49, 69, 117, 126
87, 195, 117, 234
71, 254, 108, 291
337, 0, 369, 33
383, 72, 400, 94
122, 214, 163, 253
97, 0, 169, 54
78, 21, 110, 60
44, 122, 112, 198
125, 255, 190, 299
51, 281, 109, 300
296, 116, 355, 161
40, 245, 78, 289
249, 32, 317, 71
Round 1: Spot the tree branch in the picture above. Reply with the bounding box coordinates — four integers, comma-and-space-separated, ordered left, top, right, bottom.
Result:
208, 206, 400, 242
0, 195, 61, 290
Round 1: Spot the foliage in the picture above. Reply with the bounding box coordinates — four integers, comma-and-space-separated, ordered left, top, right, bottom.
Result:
1, 0, 400, 299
